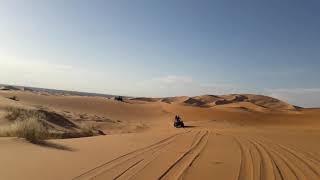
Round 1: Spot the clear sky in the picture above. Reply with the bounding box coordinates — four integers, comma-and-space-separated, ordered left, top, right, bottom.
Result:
0, 0, 320, 107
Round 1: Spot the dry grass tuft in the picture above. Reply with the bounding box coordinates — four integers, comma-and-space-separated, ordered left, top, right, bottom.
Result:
78, 123, 97, 136
0, 116, 48, 143
0, 107, 100, 142
5, 107, 45, 121
7, 96, 19, 101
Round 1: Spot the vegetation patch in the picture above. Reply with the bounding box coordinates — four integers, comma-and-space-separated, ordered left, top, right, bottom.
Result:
7, 96, 19, 101
0, 107, 101, 143
0, 112, 48, 143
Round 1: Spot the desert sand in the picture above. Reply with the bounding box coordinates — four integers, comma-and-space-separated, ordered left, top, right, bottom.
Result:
0, 90, 320, 180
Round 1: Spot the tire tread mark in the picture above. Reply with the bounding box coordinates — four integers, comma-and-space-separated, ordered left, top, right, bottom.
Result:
256, 136, 320, 177
114, 159, 145, 180
252, 138, 305, 180
92, 140, 174, 180
127, 143, 175, 180
278, 145, 320, 177
158, 130, 209, 180
178, 131, 209, 179
189, 131, 201, 148
247, 142, 261, 180
257, 135, 320, 165
247, 138, 282, 180
233, 137, 254, 180
252, 138, 320, 178
73, 131, 191, 180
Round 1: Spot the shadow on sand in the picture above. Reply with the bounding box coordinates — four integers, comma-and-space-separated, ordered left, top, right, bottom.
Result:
183, 125, 197, 128
35, 141, 75, 151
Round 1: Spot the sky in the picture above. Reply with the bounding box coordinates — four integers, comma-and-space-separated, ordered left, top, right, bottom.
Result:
0, 0, 320, 107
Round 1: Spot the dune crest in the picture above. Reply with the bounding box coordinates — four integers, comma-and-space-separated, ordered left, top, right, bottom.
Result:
133, 94, 297, 112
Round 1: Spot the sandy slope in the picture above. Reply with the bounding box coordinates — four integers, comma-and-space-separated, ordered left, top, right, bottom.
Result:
0, 90, 320, 180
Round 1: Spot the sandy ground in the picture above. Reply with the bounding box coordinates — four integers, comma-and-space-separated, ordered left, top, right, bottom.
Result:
0, 90, 320, 180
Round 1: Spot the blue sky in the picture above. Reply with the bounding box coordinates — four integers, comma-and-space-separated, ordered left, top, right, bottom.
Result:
0, 0, 320, 107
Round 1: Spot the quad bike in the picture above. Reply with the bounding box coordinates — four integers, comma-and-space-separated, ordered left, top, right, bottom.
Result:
174, 121, 185, 128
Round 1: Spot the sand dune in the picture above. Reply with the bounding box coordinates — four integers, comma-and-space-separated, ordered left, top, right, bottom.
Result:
161, 96, 189, 104
0, 90, 320, 180
136, 94, 298, 112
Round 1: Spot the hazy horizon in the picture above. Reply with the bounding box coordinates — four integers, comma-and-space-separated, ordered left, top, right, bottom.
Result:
1, 0, 320, 107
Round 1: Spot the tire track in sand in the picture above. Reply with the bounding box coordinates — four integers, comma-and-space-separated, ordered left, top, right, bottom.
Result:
233, 136, 281, 180
231, 130, 320, 180
256, 136, 320, 177
246, 138, 284, 180
233, 133, 310, 180
73, 131, 191, 180
249, 139, 283, 180
158, 130, 209, 180
252, 136, 320, 179
233, 137, 254, 180
249, 138, 305, 180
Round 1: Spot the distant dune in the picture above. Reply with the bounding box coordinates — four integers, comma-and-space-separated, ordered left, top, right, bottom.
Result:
0, 85, 21, 91
133, 94, 298, 112
161, 96, 189, 104
0, 85, 299, 111
0, 84, 115, 98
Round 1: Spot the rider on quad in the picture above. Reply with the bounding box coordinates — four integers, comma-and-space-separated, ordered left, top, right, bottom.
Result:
174, 115, 185, 128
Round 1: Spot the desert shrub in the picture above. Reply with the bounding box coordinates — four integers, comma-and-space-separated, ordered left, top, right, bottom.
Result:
8, 96, 19, 101
5, 107, 45, 121
1, 107, 100, 142
0, 117, 48, 142
1, 107, 48, 142
78, 123, 97, 136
